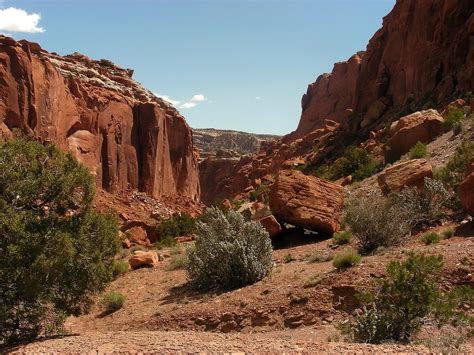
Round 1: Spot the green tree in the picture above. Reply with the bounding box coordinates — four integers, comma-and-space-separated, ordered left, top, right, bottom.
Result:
0, 137, 119, 345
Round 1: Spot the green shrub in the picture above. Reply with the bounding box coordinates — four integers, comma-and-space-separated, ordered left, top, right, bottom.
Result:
283, 253, 295, 263
434, 140, 474, 192
441, 228, 455, 239
0, 137, 119, 345
315, 147, 381, 182
393, 177, 452, 226
344, 194, 412, 252
112, 260, 129, 278
409, 141, 428, 159
156, 212, 196, 240
333, 248, 362, 270
100, 291, 125, 313
342, 253, 473, 343
249, 183, 269, 202
186, 207, 273, 290
154, 234, 177, 250
421, 232, 441, 245
333, 231, 352, 245
443, 107, 465, 131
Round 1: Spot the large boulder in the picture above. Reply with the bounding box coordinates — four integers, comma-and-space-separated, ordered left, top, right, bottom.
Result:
129, 251, 159, 269
269, 170, 344, 235
377, 159, 433, 195
459, 158, 474, 215
386, 110, 445, 160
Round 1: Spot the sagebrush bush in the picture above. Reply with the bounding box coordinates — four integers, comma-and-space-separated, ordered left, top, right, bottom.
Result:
307, 251, 333, 263
409, 141, 428, 159
303, 273, 325, 288
100, 292, 125, 313
186, 207, 273, 290
283, 253, 295, 263
0, 137, 119, 345
421, 232, 441, 245
342, 253, 473, 343
332, 248, 361, 270
393, 177, 452, 226
343, 194, 412, 252
333, 231, 352, 245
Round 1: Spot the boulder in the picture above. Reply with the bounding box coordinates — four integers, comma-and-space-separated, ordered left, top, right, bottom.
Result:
269, 170, 344, 235
125, 226, 151, 246
377, 159, 432, 195
237, 201, 270, 221
459, 158, 474, 215
129, 251, 159, 269
258, 215, 282, 238
386, 110, 444, 160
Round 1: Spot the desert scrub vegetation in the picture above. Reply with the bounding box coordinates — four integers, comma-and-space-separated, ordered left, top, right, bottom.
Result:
443, 106, 465, 132
341, 253, 473, 344
283, 253, 295, 263
408, 141, 428, 159
420, 232, 441, 245
249, 183, 270, 202
186, 207, 273, 290
343, 194, 412, 252
344, 178, 452, 253
307, 250, 333, 263
332, 248, 361, 270
156, 212, 196, 241
112, 260, 129, 278
434, 140, 474, 193
441, 228, 455, 239
0, 137, 119, 345
314, 147, 382, 182
393, 177, 452, 226
303, 273, 325, 288
333, 231, 352, 245
100, 291, 125, 313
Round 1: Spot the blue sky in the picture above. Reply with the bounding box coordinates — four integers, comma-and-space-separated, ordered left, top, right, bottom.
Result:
0, 0, 395, 135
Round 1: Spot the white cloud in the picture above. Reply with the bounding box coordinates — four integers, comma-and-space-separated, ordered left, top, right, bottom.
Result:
255, 96, 261, 100
180, 102, 197, 109
0, 7, 45, 33
190, 94, 207, 102
155, 93, 208, 109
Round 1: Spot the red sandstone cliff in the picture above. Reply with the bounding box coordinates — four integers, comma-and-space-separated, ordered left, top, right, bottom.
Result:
292, 0, 473, 139
199, 0, 473, 203
0, 36, 200, 201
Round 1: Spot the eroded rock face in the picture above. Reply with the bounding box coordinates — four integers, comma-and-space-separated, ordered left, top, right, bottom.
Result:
386, 110, 445, 160
0, 36, 199, 201
459, 158, 474, 215
377, 159, 433, 195
293, 0, 473, 139
269, 170, 344, 235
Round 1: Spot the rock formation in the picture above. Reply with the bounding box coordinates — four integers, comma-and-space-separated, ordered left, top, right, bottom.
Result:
386, 110, 445, 160
269, 170, 344, 235
193, 128, 279, 159
199, 0, 473, 204
459, 158, 474, 215
293, 0, 473, 139
0, 36, 200, 201
377, 159, 433, 195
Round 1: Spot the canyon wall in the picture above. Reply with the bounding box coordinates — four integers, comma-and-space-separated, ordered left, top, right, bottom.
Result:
292, 0, 473, 140
0, 36, 200, 200
200, 0, 474, 203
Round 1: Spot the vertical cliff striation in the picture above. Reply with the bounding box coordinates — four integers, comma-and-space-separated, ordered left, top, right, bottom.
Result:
0, 36, 200, 201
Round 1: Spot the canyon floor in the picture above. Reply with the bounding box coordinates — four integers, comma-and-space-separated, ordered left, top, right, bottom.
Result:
9, 220, 474, 353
